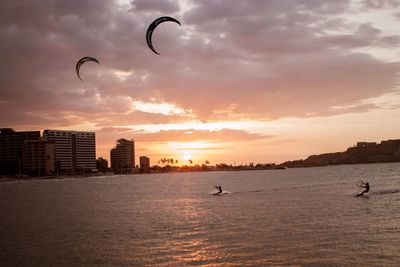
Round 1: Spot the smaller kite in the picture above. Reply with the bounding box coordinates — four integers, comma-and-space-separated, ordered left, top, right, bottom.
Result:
76, 56, 100, 81
146, 16, 181, 55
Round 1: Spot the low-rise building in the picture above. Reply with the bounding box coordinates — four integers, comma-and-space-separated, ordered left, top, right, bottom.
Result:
96, 157, 109, 172
139, 156, 150, 173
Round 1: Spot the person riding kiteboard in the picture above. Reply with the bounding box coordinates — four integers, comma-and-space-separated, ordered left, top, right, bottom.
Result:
356, 181, 370, 197
214, 185, 223, 195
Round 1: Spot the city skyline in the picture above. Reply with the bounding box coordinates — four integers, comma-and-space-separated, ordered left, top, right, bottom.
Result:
1, 1, 400, 165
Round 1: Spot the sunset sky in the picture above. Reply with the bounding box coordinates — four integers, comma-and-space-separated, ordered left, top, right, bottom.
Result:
1, 0, 400, 165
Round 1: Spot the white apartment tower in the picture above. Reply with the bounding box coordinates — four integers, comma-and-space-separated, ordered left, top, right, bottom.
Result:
43, 130, 96, 173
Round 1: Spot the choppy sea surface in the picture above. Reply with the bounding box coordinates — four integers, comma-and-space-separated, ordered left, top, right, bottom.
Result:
1, 163, 400, 266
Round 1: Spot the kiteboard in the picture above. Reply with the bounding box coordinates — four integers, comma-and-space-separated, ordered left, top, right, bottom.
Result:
213, 191, 229, 196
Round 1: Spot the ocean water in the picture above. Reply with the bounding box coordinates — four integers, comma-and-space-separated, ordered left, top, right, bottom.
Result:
1, 163, 400, 266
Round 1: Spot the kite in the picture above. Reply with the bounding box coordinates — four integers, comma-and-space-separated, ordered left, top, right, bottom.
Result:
76, 56, 100, 81
146, 16, 181, 55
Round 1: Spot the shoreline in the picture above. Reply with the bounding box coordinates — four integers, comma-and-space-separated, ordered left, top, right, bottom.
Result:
2, 161, 400, 183
0, 173, 115, 183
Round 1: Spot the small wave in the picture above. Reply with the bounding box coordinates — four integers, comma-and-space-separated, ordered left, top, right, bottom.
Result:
230, 189, 266, 194
210, 189, 265, 195
247, 189, 264, 193
352, 188, 400, 197
372, 189, 400, 195
210, 190, 230, 195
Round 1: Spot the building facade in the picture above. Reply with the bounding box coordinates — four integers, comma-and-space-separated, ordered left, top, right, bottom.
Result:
96, 157, 108, 172
0, 128, 41, 175
139, 156, 150, 173
23, 137, 55, 176
110, 139, 135, 173
43, 130, 96, 174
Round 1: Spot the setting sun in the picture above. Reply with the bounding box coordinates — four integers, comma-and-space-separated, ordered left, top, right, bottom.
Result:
165, 141, 215, 164
183, 153, 192, 162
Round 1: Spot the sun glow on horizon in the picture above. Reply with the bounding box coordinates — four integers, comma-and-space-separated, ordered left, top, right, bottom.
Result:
172, 141, 212, 150
168, 141, 216, 164
182, 153, 192, 162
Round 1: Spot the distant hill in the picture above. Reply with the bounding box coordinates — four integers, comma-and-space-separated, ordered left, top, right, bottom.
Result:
281, 139, 400, 168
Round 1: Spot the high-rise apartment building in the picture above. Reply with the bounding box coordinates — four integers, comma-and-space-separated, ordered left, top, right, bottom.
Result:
110, 138, 135, 173
43, 130, 96, 174
0, 128, 41, 175
23, 137, 55, 176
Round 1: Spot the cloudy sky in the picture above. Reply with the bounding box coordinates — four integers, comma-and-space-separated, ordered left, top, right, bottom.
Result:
1, 0, 400, 165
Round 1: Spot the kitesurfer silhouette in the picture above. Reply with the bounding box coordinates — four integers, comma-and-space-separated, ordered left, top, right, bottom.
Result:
214, 185, 223, 195
356, 181, 370, 197
217, 185, 222, 194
